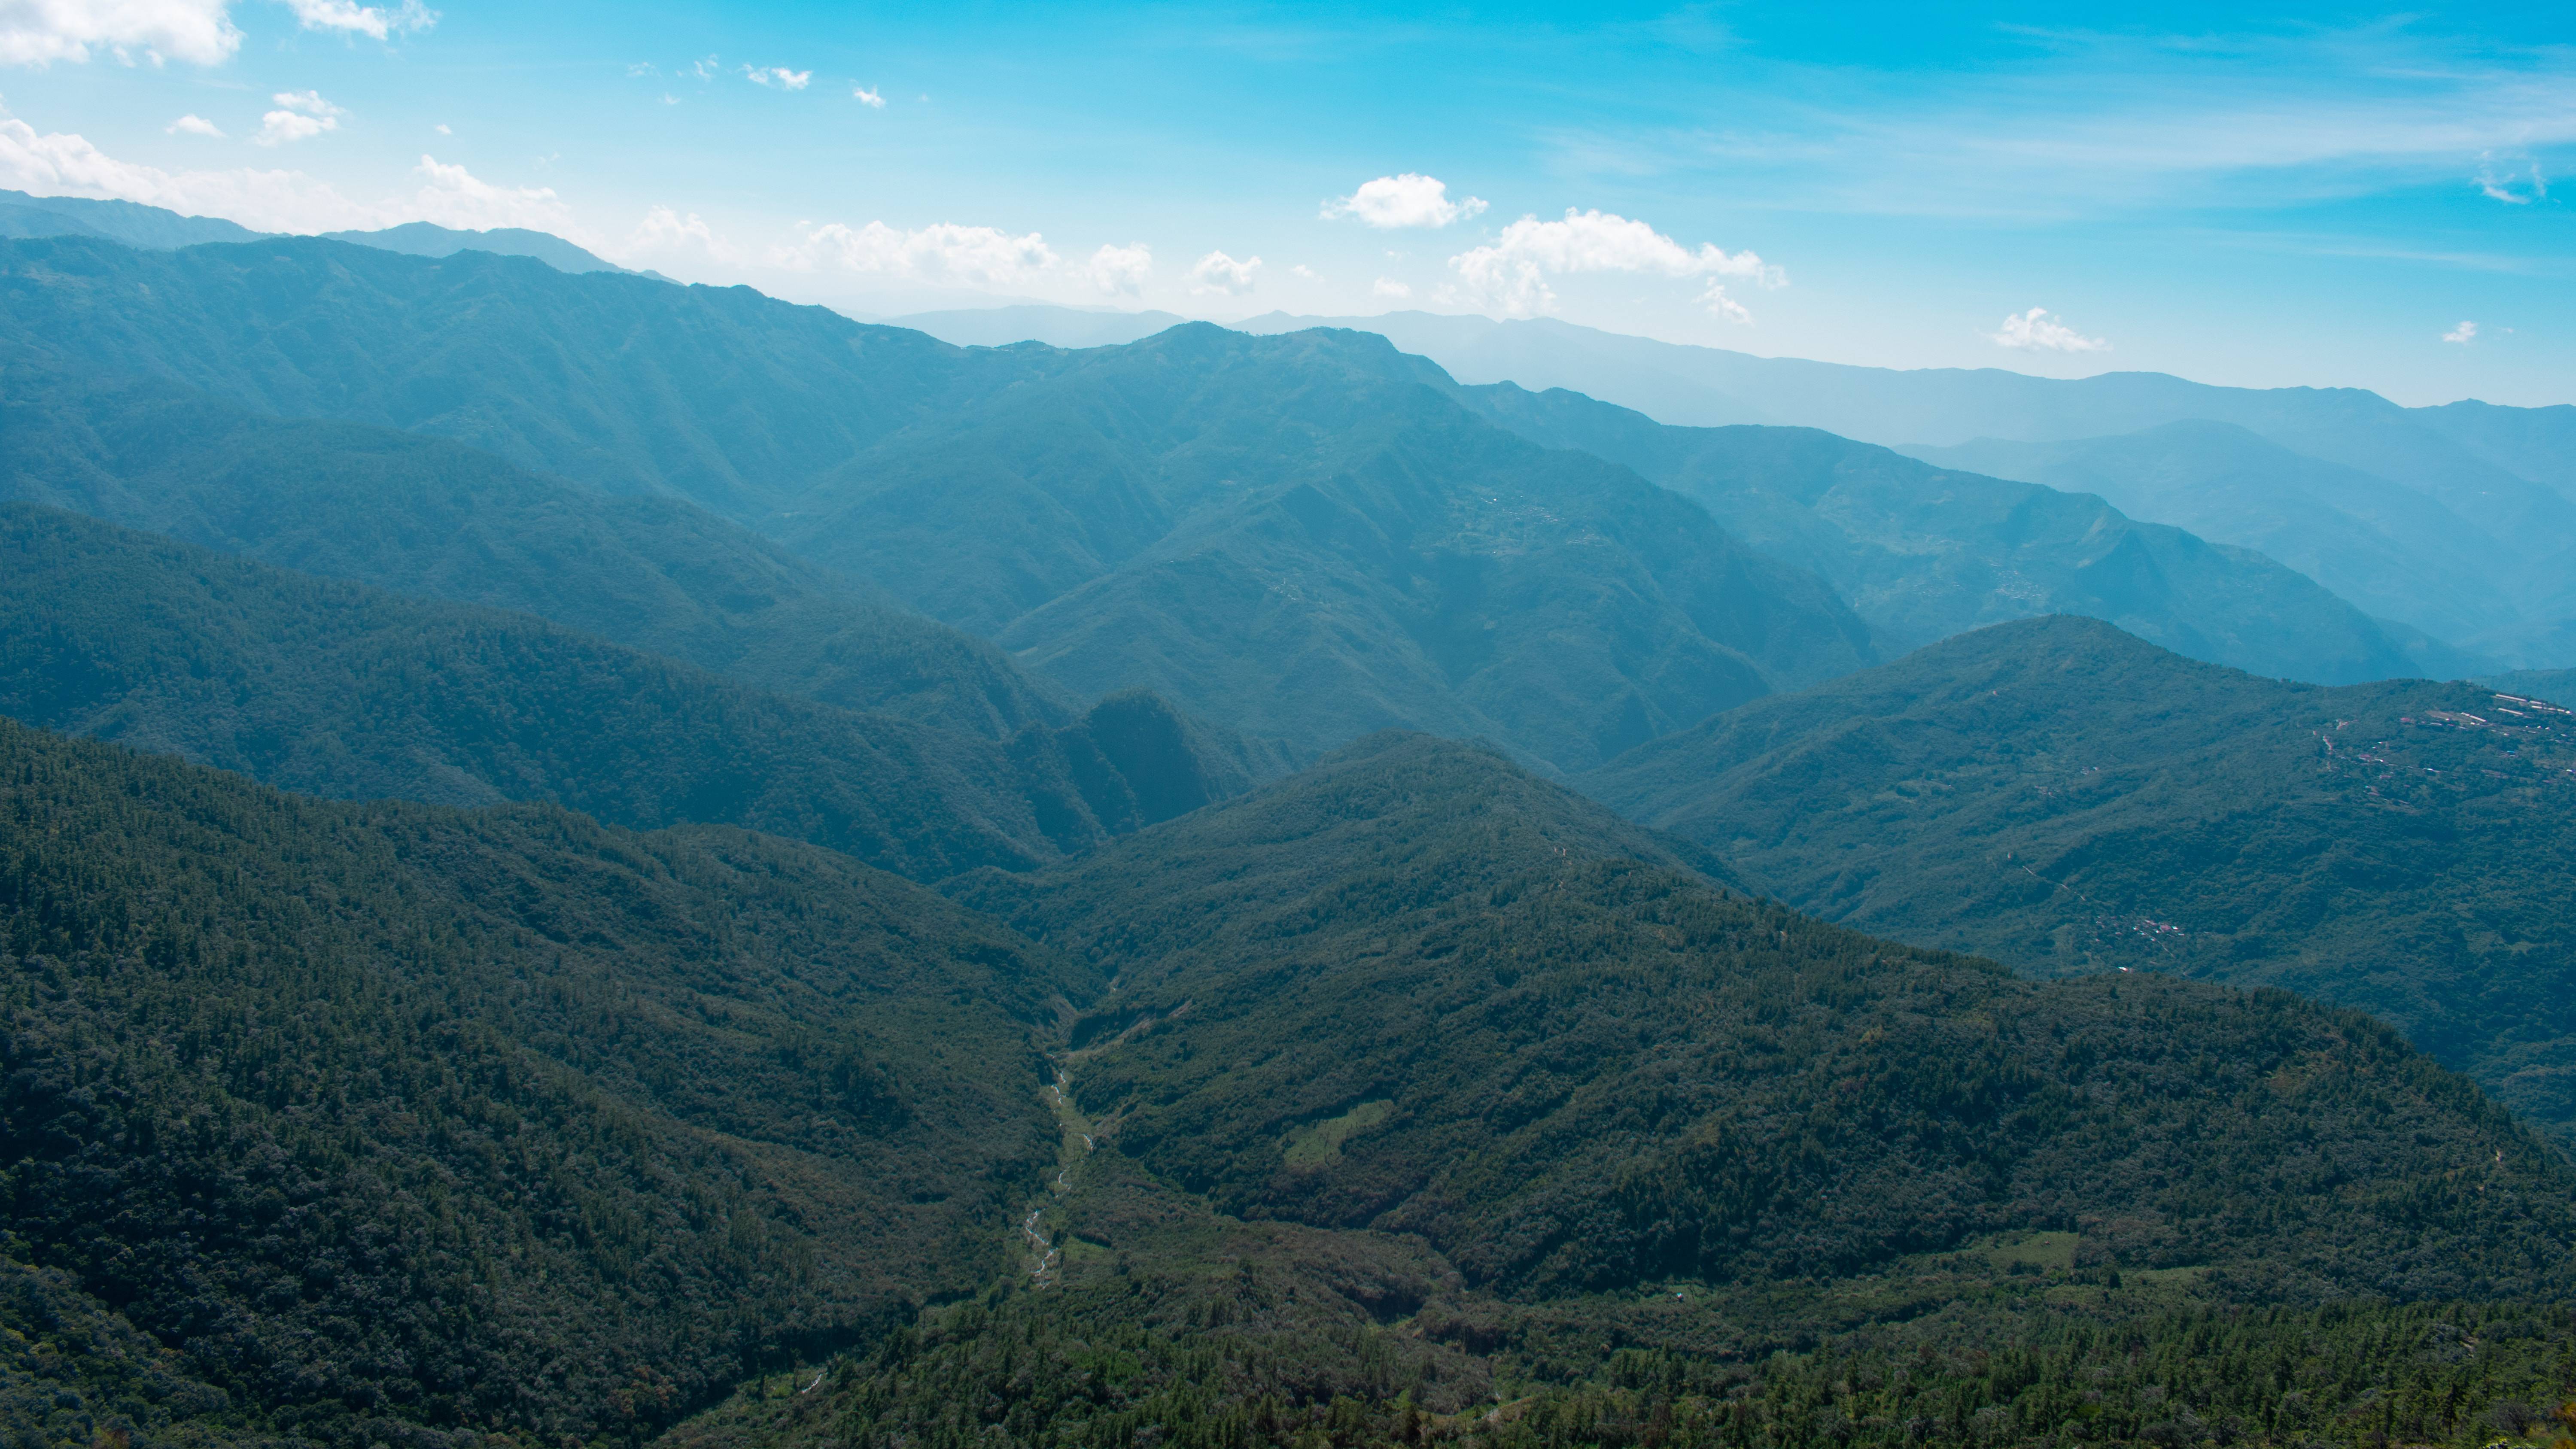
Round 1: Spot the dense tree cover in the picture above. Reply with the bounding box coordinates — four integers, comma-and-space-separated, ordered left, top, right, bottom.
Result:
1580, 616, 2576, 1137
674, 736, 2576, 1445
0, 362, 1072, 741
957, 733, 2576, 1308
0, 717, 1089, 1443
0, 1252, 297, 1449
792, 324, 1879, 770
1457, 383, 2442, 685
0, 504, 1262, 878
674, 1284, 2576, 1449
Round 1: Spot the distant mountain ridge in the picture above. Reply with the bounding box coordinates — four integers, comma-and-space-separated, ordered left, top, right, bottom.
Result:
897, 303, 2576, 669
1458, 383, 2451, 684
317, 219, 630, 273
1902, 421, 2522, 647
0, 190, 638, 275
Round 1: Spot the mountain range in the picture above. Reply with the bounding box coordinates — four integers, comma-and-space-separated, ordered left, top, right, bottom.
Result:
2, 198, 2575, 1449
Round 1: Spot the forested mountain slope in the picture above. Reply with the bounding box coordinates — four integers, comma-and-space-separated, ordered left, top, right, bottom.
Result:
960, 734, 2573, 1306
1459, 383, 2447, 684
1581, 616, 2576, 1136
0, 717, 1087, 1443
0, 505, 1259, 878
0, 364, 1073, 740
0, 234, 1051, 519
791, 324, 1880, 771
681, 731, 2576, 1445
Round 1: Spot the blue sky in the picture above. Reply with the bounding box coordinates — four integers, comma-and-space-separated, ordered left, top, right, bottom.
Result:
1, 0, 2568, 404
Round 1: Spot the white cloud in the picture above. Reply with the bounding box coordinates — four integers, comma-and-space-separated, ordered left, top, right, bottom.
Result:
852, 85, 883, 108
282, 0, 433, 40
1446, 208, 1785, 318
743, 64, 809, 89
1372, 276, 1411, 300
776, 219, 1058, 287
432, 122, 449, 134
166, 112, 222, 137
1323, 173, 1487, 228
1085, 242, 1150, 295
1, 109, 356, 226
255, 88, 342, 146
688, 54, 718, 81
1989, 307, 2111, 353
0, 0, 239, 65
1290, 263, 1318, 279
2442, 320, 2478, 344
1188, 249, 1260, 295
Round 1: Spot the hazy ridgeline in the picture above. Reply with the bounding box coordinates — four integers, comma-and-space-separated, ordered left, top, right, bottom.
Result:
0, 222, 2572, 1449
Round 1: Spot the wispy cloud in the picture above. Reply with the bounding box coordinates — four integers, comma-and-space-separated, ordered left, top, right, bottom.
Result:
2477, 153, 2549, 204
1548, 25, 2576, 222
743, 65, 810, 90
166, 113, 223, 137
852, 85, 885, 108
1372, 276, 1411, 299
1990, 307, 2111, 353
282, 0, 435, 41
2442, 320, 2478, 344
1323, 173, 1487, 228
